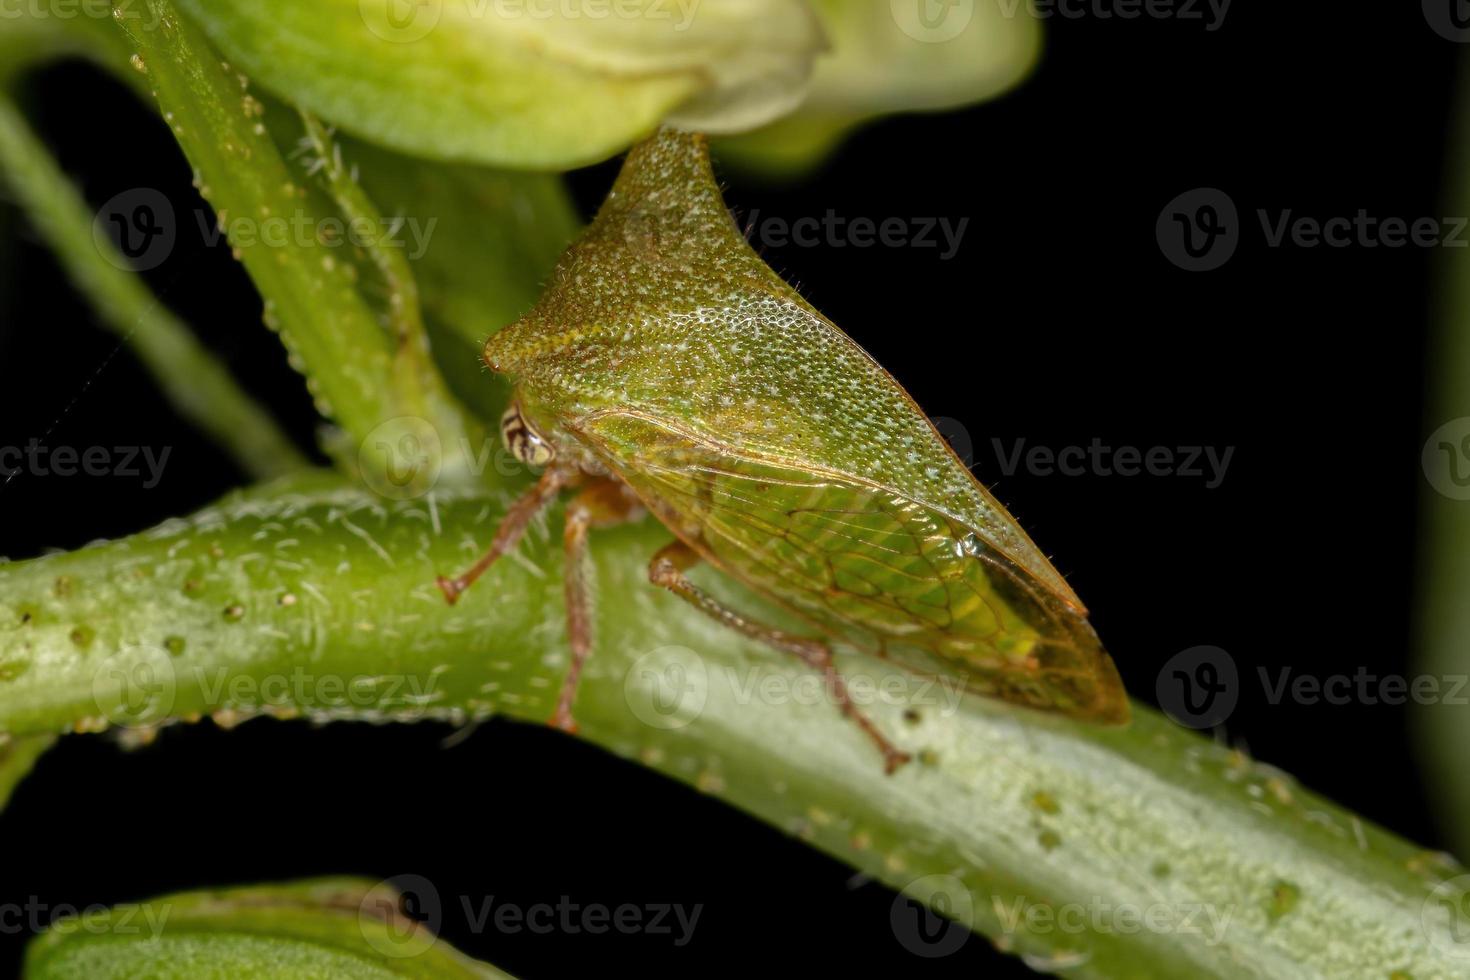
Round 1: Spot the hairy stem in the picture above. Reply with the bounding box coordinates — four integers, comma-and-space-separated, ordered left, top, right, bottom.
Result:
0, 479, 1460, 978
114, 1, 477, 478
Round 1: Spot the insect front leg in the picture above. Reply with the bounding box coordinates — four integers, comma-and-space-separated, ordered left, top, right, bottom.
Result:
647, 542, 913, 774
555, 479, 645, 733
437, 465, 574, 605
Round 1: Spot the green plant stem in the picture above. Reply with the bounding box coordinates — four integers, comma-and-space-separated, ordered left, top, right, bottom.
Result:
0, 93, 307, 480
1418, 57, 1470, 861
0, 478, 1460, 978
114, 0, 476, 476
295, 110, 484, 478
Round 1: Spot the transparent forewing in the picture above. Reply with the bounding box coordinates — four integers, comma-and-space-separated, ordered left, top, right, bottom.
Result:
581, 413, 1128, 723
484, 131, 1081, 612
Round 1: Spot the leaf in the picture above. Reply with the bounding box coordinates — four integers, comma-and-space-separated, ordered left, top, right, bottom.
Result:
171, 0, 825, 169
23, 878, 512, 979
0, 478, 1464, 977
340, 135, 580, 422
718, 0, 1042, 175
0, 734, 53, 812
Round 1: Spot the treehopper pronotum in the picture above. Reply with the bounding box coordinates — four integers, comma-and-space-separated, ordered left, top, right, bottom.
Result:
439, 129, 1127, 771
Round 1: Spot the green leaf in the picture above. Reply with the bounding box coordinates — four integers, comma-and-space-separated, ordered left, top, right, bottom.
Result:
340, 135, 580, 422
23, 878, 512, 979
0, 478, 1463, 978
718, 0, 1042, 175
0, 734, 53, 812
171, 0, 825, 169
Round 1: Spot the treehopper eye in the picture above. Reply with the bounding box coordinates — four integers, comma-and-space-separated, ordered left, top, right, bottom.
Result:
439, 128, 1128, 772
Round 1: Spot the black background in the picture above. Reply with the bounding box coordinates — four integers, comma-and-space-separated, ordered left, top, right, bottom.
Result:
0, 4, 1463, 977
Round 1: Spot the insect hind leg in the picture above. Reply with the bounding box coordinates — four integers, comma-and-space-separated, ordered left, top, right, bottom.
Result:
648, 542, 912, 774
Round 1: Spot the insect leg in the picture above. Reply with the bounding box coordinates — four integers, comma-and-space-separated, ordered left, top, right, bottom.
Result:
555, 480, 645, 733
436, 465, 574, 605
648, 542, 912, 774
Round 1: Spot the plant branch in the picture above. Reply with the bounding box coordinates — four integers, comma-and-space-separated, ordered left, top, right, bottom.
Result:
115, 0, 478, 478
0, 479, 1461, 978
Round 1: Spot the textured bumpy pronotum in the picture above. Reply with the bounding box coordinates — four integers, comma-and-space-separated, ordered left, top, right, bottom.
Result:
440, 128, 1128, 771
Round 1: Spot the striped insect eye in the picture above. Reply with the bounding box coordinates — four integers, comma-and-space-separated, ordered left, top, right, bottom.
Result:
500, 403, 555, 468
